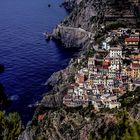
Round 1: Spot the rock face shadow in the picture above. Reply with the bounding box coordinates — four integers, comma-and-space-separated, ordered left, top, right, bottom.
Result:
0, 64, 11, 109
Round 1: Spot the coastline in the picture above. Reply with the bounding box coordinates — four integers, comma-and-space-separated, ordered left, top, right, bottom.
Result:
18, 0, 140, 139
26, 0, 140, 126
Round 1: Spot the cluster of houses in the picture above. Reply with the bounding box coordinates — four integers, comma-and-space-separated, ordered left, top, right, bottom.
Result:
63, 28, 140, 111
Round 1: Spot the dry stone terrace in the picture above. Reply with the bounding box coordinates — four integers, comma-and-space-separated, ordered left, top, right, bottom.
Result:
63, 28, 140, 111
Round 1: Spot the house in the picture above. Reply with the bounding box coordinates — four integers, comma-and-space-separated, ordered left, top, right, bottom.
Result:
102, 60, 110, 66
100, 93, 120, 109
102, 37, 112, 50
125, 67, 132, 77
117, 28, 130, 36
63, 94, 73, 106
80, 68, 89, 76
88, 57, 95, 68
112, 87, 121, 94
130, 61, 140, 78
133, 79, 140, 87
63, 86, 89, 107
102, 41, 110, 50
67, 85, 75, 94
109, 46, 122, 58
75, 73, 85, 87
124, 61, 140, 78
108, 70, 116, 78
109, 58, 122, 70
93, 100, 104, 110
125, 36, 139, 46
130, 54, 140, 60
109, 102, 121, 109
98, 66, 109, 75
106, 47, 123, 70
106, 78, 114, 87
93, 78, 104, 85
92, 85, 100, 95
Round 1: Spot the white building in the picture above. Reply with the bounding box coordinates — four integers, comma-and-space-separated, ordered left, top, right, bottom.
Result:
109, 46, 122, 58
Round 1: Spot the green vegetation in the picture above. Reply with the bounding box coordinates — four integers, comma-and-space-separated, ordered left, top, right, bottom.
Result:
0, 111, 22, 140
35, 136, 46, 140
123, 59, 132, 66
85, 47, 95, 58
88, 87, 140, 140
0, 64, 22, 140
88, 110, 140, 140
105, 21, 126, 30
94, 33, 105, 45
119, 87, 140, 108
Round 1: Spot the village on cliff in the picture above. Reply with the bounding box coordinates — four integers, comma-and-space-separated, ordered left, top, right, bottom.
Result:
63, 28, 140, 111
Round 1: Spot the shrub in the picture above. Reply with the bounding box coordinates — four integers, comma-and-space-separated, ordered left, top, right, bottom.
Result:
105, 21, 126, 31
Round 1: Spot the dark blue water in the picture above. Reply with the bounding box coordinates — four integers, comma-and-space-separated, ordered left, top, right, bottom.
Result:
0, 0, 75, 124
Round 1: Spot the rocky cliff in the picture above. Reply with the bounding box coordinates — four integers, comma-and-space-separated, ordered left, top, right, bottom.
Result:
52, 0, 140, 48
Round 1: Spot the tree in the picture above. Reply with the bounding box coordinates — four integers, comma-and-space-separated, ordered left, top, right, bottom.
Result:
0, 111, 22, 140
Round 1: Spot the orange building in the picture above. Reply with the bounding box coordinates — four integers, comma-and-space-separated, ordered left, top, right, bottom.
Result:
131, 62, 140, 78
130, 54, 140, 60
125, 62, 140, 78
125, 67, 132, 77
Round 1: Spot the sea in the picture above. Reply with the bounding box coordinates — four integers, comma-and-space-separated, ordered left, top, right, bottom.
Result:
0, 0, 76, 124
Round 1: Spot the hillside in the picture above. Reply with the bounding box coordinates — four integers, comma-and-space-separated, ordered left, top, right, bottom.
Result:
19, 88, 140, 140
52, 0, 140, 48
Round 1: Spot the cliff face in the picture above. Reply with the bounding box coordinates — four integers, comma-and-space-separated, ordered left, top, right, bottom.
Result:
19, 106, 118, 140
52, 25, 95, 48
52, 0, 140, 48
63, 0, 140, 30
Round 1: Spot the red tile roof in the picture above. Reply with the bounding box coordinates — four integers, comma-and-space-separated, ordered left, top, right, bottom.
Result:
103, 61, 110, 66
125, 37, 139, 42
38, 114, 45, 121
63, 94, 72, 100
131, 63, 140, 68
102, 65, 109, 70
76, 74, 85, 83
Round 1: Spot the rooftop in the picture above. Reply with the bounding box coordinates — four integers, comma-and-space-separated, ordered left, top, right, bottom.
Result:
125, 37, 139, 42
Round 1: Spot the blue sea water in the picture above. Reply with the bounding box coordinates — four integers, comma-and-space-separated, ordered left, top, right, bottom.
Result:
0, 0, 75, 124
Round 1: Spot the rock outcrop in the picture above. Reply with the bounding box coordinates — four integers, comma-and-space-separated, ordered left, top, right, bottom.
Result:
52, 25, 95, 48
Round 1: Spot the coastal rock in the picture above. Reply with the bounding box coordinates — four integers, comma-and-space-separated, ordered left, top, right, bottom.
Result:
41, 93, 63, 108
52, 25, 95, 48
45, 60, 77, 87
42, 60, 78, 108
45, 71, 63, 87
